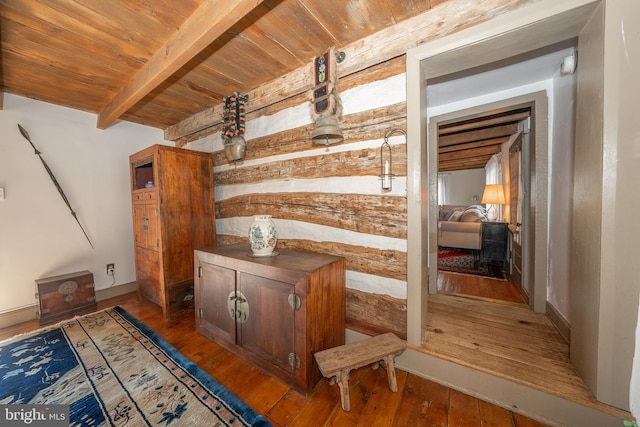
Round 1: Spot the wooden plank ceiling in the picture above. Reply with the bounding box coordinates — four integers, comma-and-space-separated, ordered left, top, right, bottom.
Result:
0, 0, 439, 131
438, 108, 530, 172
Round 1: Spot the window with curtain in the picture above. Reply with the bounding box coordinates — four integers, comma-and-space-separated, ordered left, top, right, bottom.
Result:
485, 153, 503, 218
437, 173, 448, 205
485, 153, 503, 185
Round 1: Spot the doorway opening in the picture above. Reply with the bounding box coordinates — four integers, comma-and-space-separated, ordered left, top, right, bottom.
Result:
430, 104, 533, 306
404, 3, 594, 347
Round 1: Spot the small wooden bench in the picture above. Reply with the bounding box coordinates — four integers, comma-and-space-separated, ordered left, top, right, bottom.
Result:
314, 333, 407, 411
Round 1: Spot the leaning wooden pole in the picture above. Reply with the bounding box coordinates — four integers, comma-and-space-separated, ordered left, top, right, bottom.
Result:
17, 124, 94, 248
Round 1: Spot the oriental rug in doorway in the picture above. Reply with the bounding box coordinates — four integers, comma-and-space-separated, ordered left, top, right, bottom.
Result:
438, 248, 506, 280
0, 306, 271, 426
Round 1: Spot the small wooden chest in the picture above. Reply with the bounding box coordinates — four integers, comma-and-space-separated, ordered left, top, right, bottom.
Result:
36, 270, 97, 325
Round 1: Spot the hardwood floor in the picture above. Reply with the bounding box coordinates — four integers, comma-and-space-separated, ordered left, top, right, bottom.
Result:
437, 269, 524, 304
428, 271, 630, 421
0, 292, 550, 426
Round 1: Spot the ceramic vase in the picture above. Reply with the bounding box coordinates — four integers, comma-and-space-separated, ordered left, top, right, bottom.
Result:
248, 215, 277, 256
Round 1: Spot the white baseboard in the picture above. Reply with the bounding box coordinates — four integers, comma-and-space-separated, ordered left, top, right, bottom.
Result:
0, 305, 40, 330
95, 281, 136, 302
546, 300, 571, 344
0, 282, 136, 329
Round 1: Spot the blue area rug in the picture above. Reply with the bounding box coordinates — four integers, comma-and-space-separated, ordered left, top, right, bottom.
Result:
0, 306, 271, 426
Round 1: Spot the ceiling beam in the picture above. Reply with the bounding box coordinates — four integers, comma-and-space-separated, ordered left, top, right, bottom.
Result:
439, 111, 529, 135
438, 145, 502, 162
439, 157, 492, 172
438, 123, 518, 147
438, 136, 510, 153
97, 0, 264, 129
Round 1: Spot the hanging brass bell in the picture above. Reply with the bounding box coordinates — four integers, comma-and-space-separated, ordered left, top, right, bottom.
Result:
224, 134, 246, 162
311, 115, 344, 146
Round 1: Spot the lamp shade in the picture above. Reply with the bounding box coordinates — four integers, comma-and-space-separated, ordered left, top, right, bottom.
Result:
481, 184, 505, 205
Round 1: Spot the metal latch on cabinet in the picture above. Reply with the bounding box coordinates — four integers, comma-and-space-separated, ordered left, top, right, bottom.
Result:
288, 353, 301, 370
288, 294, 300, 310
227, 290, 249, 323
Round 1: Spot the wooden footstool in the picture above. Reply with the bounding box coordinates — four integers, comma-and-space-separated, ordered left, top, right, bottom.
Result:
314, 333, 407, 411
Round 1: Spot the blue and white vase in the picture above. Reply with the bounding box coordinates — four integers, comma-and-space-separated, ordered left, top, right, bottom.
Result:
248, 215, 277, 256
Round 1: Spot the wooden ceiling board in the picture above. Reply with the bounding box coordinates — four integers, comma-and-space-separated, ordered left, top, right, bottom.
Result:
1, 59, 109, 113
437, 108, 530, 172
1, 0, 515, 131
299, 1, 371, 44
36, 0, 162, 57
230, 15, 305, 70
1, 26, 131, 86
125, 86, 214, 128
246, 0, 342, 61
351, 0, 398, 29
197, 35, 287, 87
387, 0, 434, 23
0, 0, 149, 115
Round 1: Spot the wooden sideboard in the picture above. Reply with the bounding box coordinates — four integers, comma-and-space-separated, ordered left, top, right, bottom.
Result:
194, 244, 346, 393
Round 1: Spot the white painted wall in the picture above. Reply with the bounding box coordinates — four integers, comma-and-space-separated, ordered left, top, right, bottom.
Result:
441, 169, 485, 206
0, 94, 167, 315
548, 66, 577, 321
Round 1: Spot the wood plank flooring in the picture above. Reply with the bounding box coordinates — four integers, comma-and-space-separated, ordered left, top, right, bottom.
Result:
437, 270, 524, 304
429, 271, 631, 420
0, 292, 550, 426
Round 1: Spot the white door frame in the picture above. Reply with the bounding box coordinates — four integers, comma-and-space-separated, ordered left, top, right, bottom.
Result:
404, 0, 600, 346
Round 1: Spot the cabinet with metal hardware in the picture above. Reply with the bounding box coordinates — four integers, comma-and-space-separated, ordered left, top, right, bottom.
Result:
130, 145, 215, 319
194, 244, 346, 394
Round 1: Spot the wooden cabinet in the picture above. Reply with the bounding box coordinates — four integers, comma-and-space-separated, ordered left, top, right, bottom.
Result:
481, 221, 509, 269
130, 145, 215, 319
194, 244, 346, 394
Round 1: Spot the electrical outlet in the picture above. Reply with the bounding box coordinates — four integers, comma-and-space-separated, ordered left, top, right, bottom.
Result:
106, 263, 115, 276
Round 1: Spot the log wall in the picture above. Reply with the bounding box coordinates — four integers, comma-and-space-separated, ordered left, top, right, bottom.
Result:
176, 0, 538, 338
182, 58, 408, 337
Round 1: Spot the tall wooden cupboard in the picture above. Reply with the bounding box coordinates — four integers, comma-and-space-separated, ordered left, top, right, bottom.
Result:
130, 144, 215, 318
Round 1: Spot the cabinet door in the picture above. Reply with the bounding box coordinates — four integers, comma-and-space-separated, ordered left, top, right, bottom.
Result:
136, 248, 161, 304
196, 262, 237, 344
133, 203, 159, 251
238, 273, 296, 373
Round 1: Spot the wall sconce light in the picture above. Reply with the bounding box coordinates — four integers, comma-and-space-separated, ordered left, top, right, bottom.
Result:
380, 128, 405, 192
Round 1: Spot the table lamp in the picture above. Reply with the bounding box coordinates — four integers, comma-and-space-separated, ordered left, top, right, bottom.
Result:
481, 183, 505, 221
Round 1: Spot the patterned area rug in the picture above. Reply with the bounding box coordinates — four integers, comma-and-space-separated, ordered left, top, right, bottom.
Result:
438, 248, 506, 280
0, 306, 271, 426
